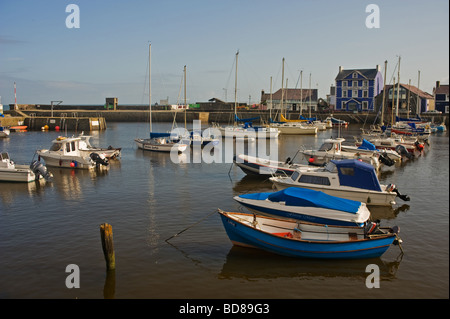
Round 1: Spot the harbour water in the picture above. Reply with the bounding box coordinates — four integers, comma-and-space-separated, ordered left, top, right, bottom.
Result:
0, 122, 448, 300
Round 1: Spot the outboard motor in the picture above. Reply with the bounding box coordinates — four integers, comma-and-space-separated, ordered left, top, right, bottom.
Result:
395, 144, 413, 159
30, 160, 53, 182
90, 152, 109, 167
378, 152, 395, 166
386, 183, 410, 201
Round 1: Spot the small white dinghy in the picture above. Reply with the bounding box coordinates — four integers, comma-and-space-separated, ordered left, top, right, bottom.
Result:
0, 152, 53, 182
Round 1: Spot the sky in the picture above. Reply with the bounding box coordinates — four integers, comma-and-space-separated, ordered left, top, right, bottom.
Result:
0, 0, 448, 107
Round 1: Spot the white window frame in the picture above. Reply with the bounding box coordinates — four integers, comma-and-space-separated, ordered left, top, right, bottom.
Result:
362, 101, 368, 109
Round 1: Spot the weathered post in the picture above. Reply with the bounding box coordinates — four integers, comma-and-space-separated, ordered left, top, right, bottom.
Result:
100, 223, 115, 271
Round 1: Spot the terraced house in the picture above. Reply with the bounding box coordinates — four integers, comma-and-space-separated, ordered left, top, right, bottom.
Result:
335, 65, 383, 112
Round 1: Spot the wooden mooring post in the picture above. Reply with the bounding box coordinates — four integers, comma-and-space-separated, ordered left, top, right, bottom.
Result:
100, 223, 115, 271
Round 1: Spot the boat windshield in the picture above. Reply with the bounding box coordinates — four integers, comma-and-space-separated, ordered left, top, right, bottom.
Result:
325, 162, 337, 172
50, 143, 62, 151
318, 143, 333, 151
1, 152, 10, 160
290, 171, 300, 182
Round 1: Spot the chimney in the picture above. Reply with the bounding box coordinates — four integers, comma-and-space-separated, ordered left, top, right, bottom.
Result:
436, 81, 440, 89
376, 65, 380, 71
339, 66, 343, 72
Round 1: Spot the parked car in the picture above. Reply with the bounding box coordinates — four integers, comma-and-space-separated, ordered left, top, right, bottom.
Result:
424, 110, 442, 114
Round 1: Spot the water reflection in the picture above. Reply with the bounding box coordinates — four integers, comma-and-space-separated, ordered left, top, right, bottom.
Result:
50, 167, 109, 200
0, 178, 50, 206
218, 246, 402, 281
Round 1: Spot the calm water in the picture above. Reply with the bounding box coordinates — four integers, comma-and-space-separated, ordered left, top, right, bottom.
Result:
0, 122, 448, 299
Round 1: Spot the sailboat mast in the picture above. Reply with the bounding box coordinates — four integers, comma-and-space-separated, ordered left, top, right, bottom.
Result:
416, 70, 421, 115
149, 43, 152, 133
309, 73, 312, 118
281, 57, 285, 118
234, 51, 239, 123
184, 65, 187, 129
300, 71, 303, 115
380, 60, 387, 125
395, 56, 401, 118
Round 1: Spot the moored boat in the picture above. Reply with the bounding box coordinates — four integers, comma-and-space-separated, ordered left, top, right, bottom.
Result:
233, 187, 371, 226
233, 153, 312, 176
269, 159, 410, 206
218, 210, 401, 259
0, 152, 53, 182
36, 136, 110, 169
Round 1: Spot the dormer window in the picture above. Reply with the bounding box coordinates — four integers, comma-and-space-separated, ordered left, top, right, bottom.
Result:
352, 72, 358, 78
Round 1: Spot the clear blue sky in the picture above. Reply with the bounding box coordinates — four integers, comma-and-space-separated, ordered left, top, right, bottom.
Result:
0, 0, 448, 106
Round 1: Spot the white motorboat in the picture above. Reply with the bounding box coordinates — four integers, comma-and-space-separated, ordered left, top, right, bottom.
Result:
341, 139, 402, 164
269, 159, 410, 206
78, 133, 121, 159
0, 152, 53, 182
301, 138, 380, 170
233, 153, 314, 176
36, 136, 110, 169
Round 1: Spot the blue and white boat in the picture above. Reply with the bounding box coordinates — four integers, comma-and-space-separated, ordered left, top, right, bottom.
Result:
233, 187, 371, 226
270, 159, 410, 206
218, 210, 401, 259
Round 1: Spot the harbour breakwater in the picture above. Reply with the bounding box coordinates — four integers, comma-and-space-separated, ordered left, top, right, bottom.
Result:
3, 108, 448, 130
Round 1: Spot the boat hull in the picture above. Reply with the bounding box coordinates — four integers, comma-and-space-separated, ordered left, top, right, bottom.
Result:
36, 152, 97, 169
0, 164, 42, 182
270, 180, 396, 206
233, 154, 305, 176
219, 211, 396, 259
219, 126, 279, 139
135, 138, 187, 153
270, 124, 317, 135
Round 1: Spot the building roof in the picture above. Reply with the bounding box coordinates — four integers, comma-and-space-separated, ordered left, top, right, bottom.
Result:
384, 84, 434, 99
336, 68, 379, 80
261, 88, 317, 103
434, 84, 449, 95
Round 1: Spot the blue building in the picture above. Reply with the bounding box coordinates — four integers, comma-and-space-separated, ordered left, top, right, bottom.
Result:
433, 81, 449, 114
335, 65, 383, 112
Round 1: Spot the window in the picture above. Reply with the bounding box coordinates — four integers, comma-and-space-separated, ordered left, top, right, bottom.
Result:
66, 143, 71, 152
342, 80, 347, 87
343, 90, 347, 98
71, 142, 76, 152
290, 171, 300, 182
298, 175, 331, 186
353, 90, 358, 98
363, 80, 369, 87
353, 81, 358, 87
50, 143, 61, 151
339, 167, 354, 176
352, 73, 358, 78
363, 90, 368, 98
318, 142, 334, 151
362, 101, 368, 109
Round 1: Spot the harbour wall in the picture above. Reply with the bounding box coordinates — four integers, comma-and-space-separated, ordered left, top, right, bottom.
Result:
3, 108, 448, 130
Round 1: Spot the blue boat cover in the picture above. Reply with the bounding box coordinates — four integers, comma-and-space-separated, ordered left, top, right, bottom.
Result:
331, 159, 382, 192
358, 139, 376, 151
149, 132, 172, 138
239, 187, 362, 214
235, 114, 260, 122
